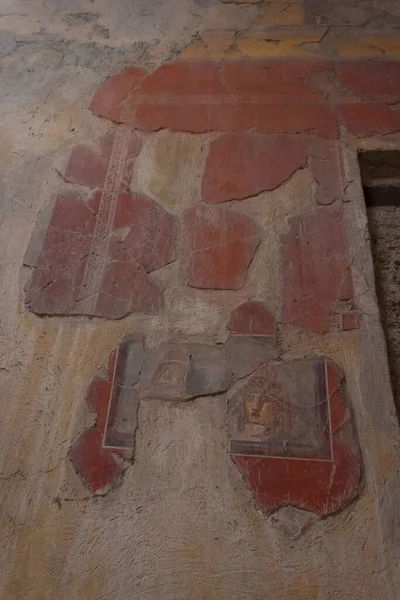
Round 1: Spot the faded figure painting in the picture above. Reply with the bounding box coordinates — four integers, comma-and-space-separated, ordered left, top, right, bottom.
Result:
237, 376, 290, 442
230, 360, 332, 459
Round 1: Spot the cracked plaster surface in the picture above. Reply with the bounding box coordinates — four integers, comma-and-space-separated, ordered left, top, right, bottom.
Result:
1, 1, 400, 600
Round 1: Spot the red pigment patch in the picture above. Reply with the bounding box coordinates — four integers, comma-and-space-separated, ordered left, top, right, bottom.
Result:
65, 129, 141, 190
70, 429, 120, 494
342, 311, 363, 331
90, 61, 338, 137
65, 146, 110, 189
336, 62, 400, 97
70, 340, 141, 494
337, 104, 400, 136
282, 204, 353, 333
309, 140, 345, 205
229, 301, 276, 336
184, 204, 260, 289
25, 191, 176, 318
202, 133, 309, 203
86, 377, 113, 435
24, 126, 177, 319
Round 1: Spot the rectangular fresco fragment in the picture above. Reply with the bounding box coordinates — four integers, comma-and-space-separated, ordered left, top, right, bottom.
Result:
229, 358, 331, 459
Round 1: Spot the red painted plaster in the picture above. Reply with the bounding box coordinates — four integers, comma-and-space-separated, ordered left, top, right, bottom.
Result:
282, 204, 353, 333
184, 205, 260, 289
228, 301, 276, 336
202, 133, 309, 203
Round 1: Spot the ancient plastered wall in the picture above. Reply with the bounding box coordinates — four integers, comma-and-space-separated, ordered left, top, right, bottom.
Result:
1, 2, 400, 599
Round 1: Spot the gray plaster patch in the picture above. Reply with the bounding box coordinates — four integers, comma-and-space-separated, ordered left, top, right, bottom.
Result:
186, 343, 233, 398
269, 506, 319, 540
139, 341, 233, 400
120, 335, 146, 386
225, 334, 278, 378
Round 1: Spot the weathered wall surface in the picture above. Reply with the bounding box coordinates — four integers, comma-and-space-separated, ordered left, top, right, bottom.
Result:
1, 2, 400, 599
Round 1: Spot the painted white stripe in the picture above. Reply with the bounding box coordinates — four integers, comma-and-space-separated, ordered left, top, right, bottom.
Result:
77, 125, 131, 314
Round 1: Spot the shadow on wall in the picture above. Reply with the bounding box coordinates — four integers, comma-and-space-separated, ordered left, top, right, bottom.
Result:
360, 150, 400, 419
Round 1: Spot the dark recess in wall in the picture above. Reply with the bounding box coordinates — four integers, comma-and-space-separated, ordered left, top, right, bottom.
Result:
359, 150, 400, 418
